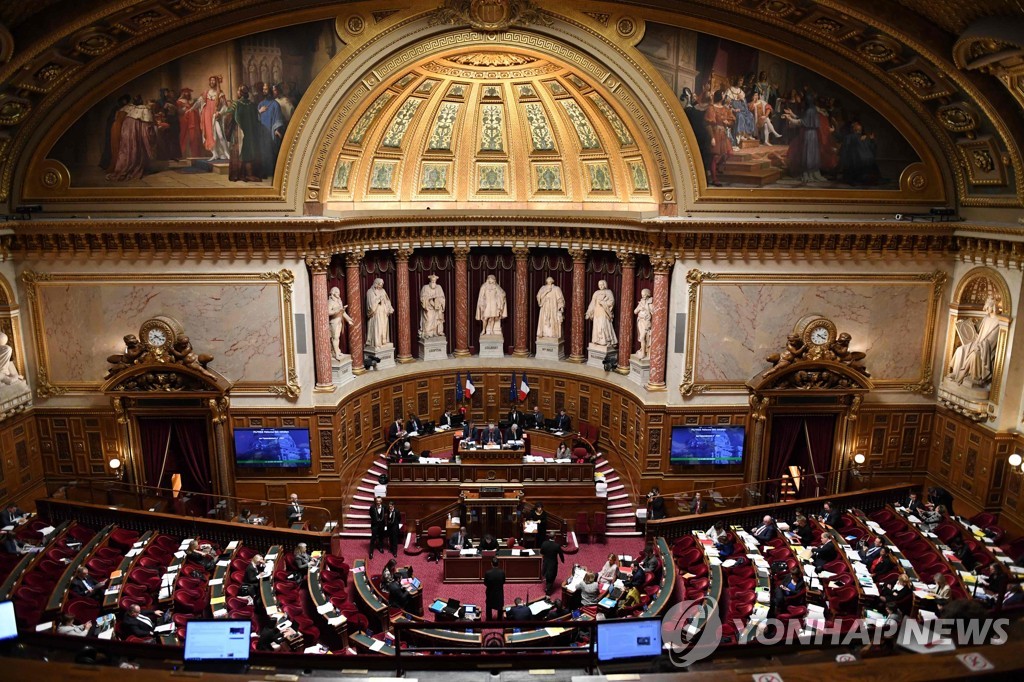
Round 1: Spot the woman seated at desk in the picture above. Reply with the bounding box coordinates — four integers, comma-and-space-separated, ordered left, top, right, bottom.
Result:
381, 558, 397, 586
598, 554, 621, 584
920, 504, 947, 533
555, 443, 570, 459
479, 534, 499, 551
580, 572, 606, 607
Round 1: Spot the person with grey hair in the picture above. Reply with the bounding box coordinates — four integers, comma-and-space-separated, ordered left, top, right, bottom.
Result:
291, 542, 310, 579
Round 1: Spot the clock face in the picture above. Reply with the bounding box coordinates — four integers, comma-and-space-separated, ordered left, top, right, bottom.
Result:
147, 328, 167, 347
809, 325, 831, 345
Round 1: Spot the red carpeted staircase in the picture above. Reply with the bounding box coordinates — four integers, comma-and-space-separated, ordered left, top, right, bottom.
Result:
597, 455, 641, 538
339, 452, 390, 538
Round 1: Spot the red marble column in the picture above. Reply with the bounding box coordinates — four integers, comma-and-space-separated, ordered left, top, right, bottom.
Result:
395, 248, 413, 363
568, 248, 587, 363
345, 251, 365, 374
306, 255, 334, 389
647, 254, 674, 391
512, 246, 530, 357
616, 253, 635, 374
453, 246, 471, 357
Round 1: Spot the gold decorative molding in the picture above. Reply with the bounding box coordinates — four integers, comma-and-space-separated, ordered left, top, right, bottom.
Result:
304, 254, 332, 272
20, 269, 299, 399
680, 268, 945, 398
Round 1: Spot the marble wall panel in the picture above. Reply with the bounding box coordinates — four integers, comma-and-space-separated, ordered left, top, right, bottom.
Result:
34, 279, 287, 388
695, 280, 934, 384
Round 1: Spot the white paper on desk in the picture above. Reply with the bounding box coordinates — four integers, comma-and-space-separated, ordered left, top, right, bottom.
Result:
208, 578, 223, 586
216, 560, 229, 567
818, 570, 835, 578
213, 608, 227, 618
530, 601, 552, 615
158, 586, 171, 600
460, 548, 478, 556
2, 524, 15, 532
132, 541, 144, 548
908, 515, 922, 524
154, 623, 174, 634
166, 564, 179, 573
173, 551, 185, 559
104, 587, 119, 596
317, 602, 334, 614
35, 621, 53, 632
327, 614, 346, 626
512, 549, 521, 556
846, 550, 862, 561
369, 639, 385, 651
863, 586, 880, 596
179, 539, 193, 549
126, 548, 141, 557
709, 557, 721, 566
1011, 565, 1024, 575
756, 590, 770, 603
161, 574, 175, 586
40, 525, 56, 536
266, 605, 279, 615
227, 540, 239, 550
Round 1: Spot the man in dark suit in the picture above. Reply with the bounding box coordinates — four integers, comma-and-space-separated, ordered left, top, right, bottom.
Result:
388, 416, 407, 442
905, 492, 923, 514
689, 492, 707, 515
540, 531, 564, 595
648, 488, 666, 520
530, 406, 545, 429
752, 515, 778, 543
369, 496, 386, 559
386, 579, 411, 610
554, 409, 571, 432
448, 526, 471, 550
507, 597, 531, 621
0, 504, 25, 528
483, 557, 506, 621
862, 536, 885, 563
821, 501, 842, 529
70, 565, 106, 600
385, 501, 402, 557
812, 537, 838, 570
122, 603, 170, 638
242, 554, 267, 598
507, 407, 524, 428
505, 422, 522, 443
286, 493, 304, 525
482, 422, 503, 445
406, 414, 423, 434
793, 517, 814, 546
440, 408, 457, 428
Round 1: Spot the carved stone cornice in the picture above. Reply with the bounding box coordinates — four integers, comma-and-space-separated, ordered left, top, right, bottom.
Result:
452, 245, 471, 260
511, 246, 530, 260
650, 252, 675, 274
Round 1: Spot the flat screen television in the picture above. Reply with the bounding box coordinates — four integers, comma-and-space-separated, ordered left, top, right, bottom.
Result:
0, 601, 16, 642
234, 427, 311, 468
184, 619, 251, 662
670, 425, 745, 465
596, 618, 662, 661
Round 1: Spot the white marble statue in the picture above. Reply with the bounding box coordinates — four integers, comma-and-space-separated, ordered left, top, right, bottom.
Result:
949, 295, 1001, 386
585, 279, 617, 346
536, 276, 565, 339
365, 278, 394, 347
328, 286, 354, 360
419, 274, 446, 338
0, 332, 23, 385
634, 288, 653, 360
476, 274, 507, 336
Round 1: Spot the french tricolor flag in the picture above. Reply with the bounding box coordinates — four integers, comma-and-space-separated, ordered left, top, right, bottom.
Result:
464, 373, 475, 399
518, 374, 530, 402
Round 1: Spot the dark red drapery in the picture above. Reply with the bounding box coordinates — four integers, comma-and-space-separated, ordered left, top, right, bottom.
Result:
173, 419, 211, 494
138, 418, 172, 489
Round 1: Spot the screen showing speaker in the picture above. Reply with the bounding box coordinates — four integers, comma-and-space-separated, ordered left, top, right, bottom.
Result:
233, 428, 311, 468
596, 618, 662, 661
669, 425, 745, 464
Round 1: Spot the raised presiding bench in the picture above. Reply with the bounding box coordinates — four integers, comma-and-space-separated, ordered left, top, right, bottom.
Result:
442, 549, 542, 583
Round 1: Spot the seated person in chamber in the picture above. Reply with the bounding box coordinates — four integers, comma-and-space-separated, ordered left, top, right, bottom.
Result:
70, 565, 107, 600
440, 407, 457, 428
448, 526, 471, 550
291, 542, 311, 579
386, 576, 413, 611
574, 445, 594, 464
507, 406, 524, 427
690, 492, 708, 515
505, 422, 522, 443
811, 536, 838, 570
122, 603, 171, 639
546, 598, 569, 620
381, 557, 398, 586
388, 415, 407, 442
507, 597, 532, 621
482, 422, 504, 445
949, 537, 977, 572
793, 516, 814, 546
406, 413, 423, 434
242, 554, 267, 598
707, 521, 735, 557
554, 409, 571, 432
752, 515, 778, 542
185, 539, 216, 572
580, 571, 605, 606
597, 553, 620, 584
555, 443, 570, 460
479, 534, 499, 551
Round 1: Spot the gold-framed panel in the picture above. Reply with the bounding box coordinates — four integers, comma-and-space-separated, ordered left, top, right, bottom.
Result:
680, 269, 947, 397
20, 269, 298, 399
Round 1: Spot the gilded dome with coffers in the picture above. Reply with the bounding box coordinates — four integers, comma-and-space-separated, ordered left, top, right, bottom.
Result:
324, 48, 657, 212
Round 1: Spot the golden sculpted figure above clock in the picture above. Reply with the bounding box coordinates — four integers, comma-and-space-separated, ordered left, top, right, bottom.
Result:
105, 316, 216, 380
762, 315, 869, 382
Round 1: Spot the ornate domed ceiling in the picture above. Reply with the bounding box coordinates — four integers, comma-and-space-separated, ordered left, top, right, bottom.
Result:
323, 48, 658, 212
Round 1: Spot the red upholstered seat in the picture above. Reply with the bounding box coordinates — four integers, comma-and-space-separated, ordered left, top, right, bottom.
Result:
592, 512, 607, 544
425, 526, 444, 562
108, 529, 140, 551
576, 513, 590, 543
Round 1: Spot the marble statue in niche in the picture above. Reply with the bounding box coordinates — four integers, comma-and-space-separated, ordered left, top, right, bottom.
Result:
634, 288, 653, 359
0, 332, 24, 385
949, 295, 1000, 387
536, 276, 565, 339
365, 278, 394, 348
328, 286, 354, 360
419, 274, 446, 339
476, 274, 507, 337
586, 279, 617, 346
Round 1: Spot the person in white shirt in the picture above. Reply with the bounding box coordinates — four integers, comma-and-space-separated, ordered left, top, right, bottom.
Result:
57, 613, 90, 637
594, 474, 608, 498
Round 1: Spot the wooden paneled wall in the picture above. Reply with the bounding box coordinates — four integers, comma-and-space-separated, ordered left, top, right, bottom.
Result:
35, 411, 120, 482
851, 405, 934, 483
0, 412, 44, 508
926, 407, 1008, 518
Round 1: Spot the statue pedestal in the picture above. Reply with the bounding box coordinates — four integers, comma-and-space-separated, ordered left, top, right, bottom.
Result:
937, 379, 991, 421
535, 337, 565, 361
419, 336, 448, 362
364, 342, 396, 370
629, 354, 651, 386
586, 342, 614, 370
478, 334, 505, 358
332, 355, 354, 386
0, 382, 32, 421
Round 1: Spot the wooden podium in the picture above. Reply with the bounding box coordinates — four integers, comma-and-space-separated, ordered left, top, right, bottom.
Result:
460, 484, 523, 540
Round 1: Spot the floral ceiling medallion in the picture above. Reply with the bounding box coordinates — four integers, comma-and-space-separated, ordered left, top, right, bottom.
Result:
429, 0, 552, 33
